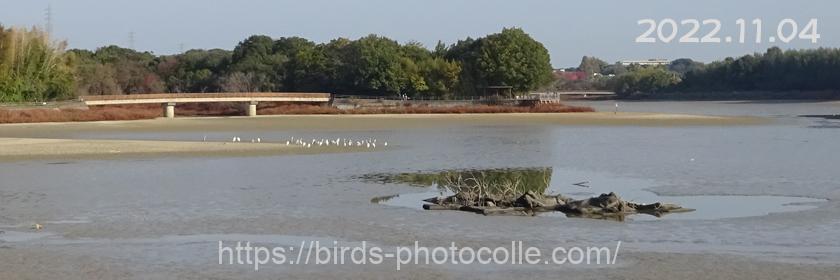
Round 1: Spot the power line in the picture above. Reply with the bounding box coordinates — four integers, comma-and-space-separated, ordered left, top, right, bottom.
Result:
128, 31, 135, 49
44, 4, 53, 34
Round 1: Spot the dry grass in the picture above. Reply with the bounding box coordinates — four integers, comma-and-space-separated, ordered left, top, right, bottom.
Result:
0, 105, 161, 123
259, 103, 594, 115
0, 103, 245, 123
0, 102, 594, 124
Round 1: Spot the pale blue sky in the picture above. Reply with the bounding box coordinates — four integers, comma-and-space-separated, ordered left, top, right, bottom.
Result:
1, 0, 836, 67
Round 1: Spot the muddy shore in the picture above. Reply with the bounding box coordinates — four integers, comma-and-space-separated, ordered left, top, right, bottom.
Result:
0, 112, 768, 138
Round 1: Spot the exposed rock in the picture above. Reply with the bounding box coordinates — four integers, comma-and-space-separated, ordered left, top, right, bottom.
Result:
423, 191, 693, 220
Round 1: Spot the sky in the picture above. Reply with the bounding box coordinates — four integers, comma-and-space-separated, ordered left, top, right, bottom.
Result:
1, 0, 836, 67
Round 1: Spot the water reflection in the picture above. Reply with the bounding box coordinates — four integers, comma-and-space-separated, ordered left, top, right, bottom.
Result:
370, 194, 400, 204
800, 114, 840, 128
800, 114, 840, 120
367, 167, 825, 221
362, 167, 552, 195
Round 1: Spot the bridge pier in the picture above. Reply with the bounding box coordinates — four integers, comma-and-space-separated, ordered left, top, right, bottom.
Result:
163, 102, 176, 118
248, 101, 258, 117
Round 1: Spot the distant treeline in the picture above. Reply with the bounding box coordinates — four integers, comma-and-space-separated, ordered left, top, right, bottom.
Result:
4, 23, 840, 102
554, 47, 840, 99
675, 47, 840, 97
1, 26, 555, 102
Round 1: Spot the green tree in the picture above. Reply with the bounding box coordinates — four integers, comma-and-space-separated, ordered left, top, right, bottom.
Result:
71, 45, 164, 95
398, 42, 435, 97
342, 35, 405, 96
229, 35, 287, 91
677, 47, 840, 96
158, 49, 231, 92
668, 58, 704, 77
444, 37, 481, 96
613, 66, 680, 98
418, 58, 461, 99
447, 28, 554, 95
312, 38, 353, 93
578, 56, 607, 76
273, 37, 318, 92
476, 28, 554, 93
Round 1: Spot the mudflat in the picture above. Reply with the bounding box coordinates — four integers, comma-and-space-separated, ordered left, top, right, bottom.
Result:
0, 138, 365, 161
0, 112, 766, 161
0, 112, 768, 138
4, 110, 835, 280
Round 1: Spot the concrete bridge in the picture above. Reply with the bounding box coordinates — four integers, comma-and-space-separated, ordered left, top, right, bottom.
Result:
79, 92, 332, 118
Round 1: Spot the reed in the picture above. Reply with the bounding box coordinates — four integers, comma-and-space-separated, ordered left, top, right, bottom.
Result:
258, 103, 594, 115
0, 25, 74, 102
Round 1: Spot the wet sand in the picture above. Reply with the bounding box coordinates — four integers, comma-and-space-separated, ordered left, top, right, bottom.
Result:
0, 137, 363, 161
0, 112, 766, 161
0, 112, 768, 139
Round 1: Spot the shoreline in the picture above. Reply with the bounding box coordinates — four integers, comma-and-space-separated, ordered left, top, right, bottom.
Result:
0, 111, 769, 129
0, 112, 768, 161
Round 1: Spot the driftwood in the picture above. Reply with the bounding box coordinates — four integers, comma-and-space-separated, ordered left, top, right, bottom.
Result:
423, 191, 694, 220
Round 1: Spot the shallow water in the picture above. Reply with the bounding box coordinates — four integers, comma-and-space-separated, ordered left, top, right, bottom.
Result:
2, 101, 840, 273
369, 167, 825, 221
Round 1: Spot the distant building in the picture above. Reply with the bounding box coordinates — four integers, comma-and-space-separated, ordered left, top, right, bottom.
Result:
619, 59, 670, 66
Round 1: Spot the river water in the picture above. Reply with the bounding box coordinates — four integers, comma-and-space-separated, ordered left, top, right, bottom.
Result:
1, 101, 839, 277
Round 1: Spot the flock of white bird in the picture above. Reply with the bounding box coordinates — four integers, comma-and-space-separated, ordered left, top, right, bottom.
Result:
284, 136, 388, 149
221, 136, 388, 149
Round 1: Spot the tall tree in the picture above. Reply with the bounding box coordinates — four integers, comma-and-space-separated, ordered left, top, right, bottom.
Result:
578, 56, 608, 76
447, 28, 554, 95
418, 57, 461, 99
342, 35, 405, 96
72, 45, 164, 95
668, 58, 704, 77
613, 66, 680, 97
229, 35, 287, 91
273, 37, 318, 92
159, 49, 231, 93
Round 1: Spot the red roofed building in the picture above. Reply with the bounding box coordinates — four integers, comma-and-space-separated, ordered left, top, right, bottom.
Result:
554, 69, 587, 81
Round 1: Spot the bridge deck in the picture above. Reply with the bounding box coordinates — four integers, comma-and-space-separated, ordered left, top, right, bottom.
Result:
80, 92, 332, 106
